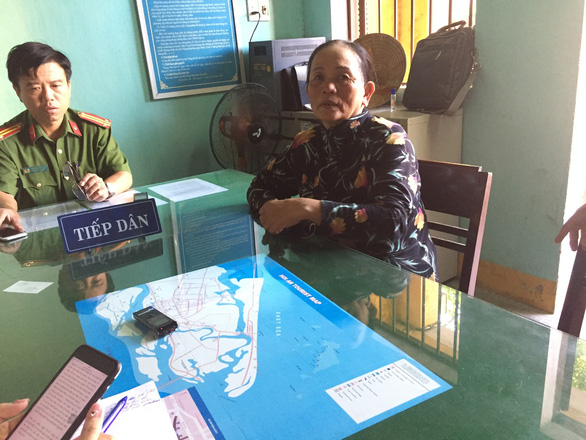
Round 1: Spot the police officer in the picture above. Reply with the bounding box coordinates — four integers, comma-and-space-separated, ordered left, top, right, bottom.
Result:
0, 42, 132, 231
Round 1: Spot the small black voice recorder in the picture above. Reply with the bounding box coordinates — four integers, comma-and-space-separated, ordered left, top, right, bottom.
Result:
133, 306, 178, 337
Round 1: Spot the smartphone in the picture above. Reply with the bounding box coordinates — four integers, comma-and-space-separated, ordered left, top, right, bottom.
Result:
7, 345, 121, 440
133, 306, 178, 337
0, 228, 27, 242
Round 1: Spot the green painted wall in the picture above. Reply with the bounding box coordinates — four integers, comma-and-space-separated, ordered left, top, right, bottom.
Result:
4, 0, 578, 288
463, 0, 585, 281
303, 0, 333, 39
0, 0, 304, 188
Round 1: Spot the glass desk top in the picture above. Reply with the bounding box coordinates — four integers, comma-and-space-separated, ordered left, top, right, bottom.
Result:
0, 169, 584, 439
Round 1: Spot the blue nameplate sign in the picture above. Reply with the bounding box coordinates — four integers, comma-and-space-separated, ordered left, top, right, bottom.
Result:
58, 199, 162, 254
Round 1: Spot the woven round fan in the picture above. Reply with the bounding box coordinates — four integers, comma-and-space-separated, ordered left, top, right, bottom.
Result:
355, 33, 406, 108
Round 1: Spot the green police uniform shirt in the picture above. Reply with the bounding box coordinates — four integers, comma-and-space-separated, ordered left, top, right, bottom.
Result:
0, 108, 131, 209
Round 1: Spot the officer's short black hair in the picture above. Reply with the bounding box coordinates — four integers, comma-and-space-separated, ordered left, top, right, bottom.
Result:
6, 42, 72, 88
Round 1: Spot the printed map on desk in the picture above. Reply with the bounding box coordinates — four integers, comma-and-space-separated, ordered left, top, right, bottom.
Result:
77, 255, 451, 440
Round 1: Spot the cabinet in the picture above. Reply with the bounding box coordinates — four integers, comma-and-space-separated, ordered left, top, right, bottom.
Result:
280, 106, 462, 163
369, 106, 463, 163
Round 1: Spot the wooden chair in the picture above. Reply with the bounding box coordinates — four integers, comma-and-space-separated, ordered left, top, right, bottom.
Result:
557, 244, 586, 337
418, 159, 492, 296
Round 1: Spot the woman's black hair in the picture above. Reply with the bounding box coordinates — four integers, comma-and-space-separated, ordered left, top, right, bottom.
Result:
306, 39, 375, 83
6, 42, 71, 87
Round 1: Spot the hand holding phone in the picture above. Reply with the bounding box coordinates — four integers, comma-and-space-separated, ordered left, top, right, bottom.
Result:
0, 399, 29, 438
6, 345, 120, 440
0, 228, 27, 242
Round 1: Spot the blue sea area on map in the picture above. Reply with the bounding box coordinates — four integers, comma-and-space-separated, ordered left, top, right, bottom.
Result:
77, 255, 451, 440
76, 283, 177, 396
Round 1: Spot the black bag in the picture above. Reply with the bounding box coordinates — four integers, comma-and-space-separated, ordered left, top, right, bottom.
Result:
402, 21, 478, 115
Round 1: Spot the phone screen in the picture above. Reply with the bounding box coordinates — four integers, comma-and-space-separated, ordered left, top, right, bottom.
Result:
7, 346, 119, 440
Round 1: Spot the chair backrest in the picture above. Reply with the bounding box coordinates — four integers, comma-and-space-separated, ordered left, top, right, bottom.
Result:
418, 159, 492, 296
557, 245, 586, 337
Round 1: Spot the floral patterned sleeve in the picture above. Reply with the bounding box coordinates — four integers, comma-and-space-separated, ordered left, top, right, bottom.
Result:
317, 118, 424, 257
247, 114, 428, 258
248, 112, 436, 278
246, 140, 305, 223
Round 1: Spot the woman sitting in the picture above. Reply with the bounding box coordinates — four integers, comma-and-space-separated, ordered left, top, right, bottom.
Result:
247, 40, 437, 279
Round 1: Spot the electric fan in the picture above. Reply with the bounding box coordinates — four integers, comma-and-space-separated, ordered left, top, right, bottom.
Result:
209, 83, 282, 174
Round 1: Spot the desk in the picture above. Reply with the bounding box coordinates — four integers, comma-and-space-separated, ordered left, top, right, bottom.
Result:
0, 170, 584, 439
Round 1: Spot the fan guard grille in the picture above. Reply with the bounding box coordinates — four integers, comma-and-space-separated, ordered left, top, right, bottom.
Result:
210, 83, 281, 174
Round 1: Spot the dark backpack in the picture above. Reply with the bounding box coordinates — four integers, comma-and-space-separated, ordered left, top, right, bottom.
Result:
402, 21, 478, 115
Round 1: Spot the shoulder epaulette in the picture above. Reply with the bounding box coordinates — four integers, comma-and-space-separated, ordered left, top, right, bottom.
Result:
0, 122, 24, 140
77, 111, 111, 129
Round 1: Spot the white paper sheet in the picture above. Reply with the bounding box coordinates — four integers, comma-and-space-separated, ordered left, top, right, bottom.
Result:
82, 189, 138, 209
148, 178, 227, 202
3, 281, 53, 294
102, 381, 175, 439
326, 359, 441, 424
19, 201, 87, 232
72, 381, 176, 439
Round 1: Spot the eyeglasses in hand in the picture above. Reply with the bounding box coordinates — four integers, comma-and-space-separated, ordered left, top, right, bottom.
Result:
62, 161, 88, 200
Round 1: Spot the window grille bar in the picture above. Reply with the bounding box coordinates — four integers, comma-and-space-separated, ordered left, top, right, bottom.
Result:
392, 296, 397, 329
378, 0, 383, 34
420, 277, 426, 348
436, 282, 442, 356
348, 2, 352, 39
359, 0, 367, 37
429, 0, 433, 34
347, 0, 352, 39
352, 0, 475, 40
411, 0, 415, 59
405, 278, 410, 335
393, 0, 398, 37
453, 292, 460, 363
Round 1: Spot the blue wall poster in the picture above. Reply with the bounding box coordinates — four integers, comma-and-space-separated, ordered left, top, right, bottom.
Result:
136, 0, 244, 99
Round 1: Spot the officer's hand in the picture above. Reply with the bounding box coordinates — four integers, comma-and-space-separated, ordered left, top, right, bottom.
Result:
0, 208, 24, 232
80, 174, 110, 202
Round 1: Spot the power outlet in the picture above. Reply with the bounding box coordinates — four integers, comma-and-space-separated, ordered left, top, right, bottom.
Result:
247, 0, 270, 22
